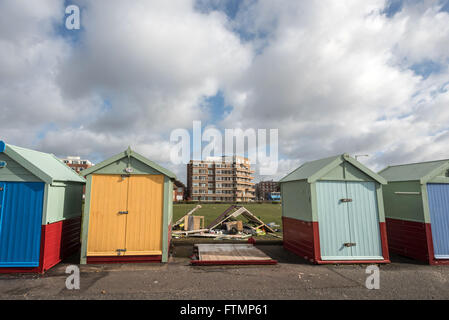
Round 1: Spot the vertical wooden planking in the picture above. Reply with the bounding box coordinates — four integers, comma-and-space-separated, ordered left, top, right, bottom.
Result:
80, 175, 92, 264
316, 181, 353, 260
346, 181, 383, 259
427, 184, 449, 258
125, 175, 164, 255
0, 182, 44, 267
86, 175, 128, 256
161, 177, 171, 262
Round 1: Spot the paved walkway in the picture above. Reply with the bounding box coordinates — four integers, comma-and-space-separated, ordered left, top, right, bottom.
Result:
0, 245, 448, 299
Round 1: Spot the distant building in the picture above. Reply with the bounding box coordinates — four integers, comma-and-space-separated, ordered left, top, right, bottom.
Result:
173, 180, 186, 202
62, 156, 93, 174
187, 155, 255, 202
267, 191, 281, 201
255, 180, 280, 200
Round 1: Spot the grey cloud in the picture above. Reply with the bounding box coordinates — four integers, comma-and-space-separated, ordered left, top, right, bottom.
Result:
1, 0, 449, 184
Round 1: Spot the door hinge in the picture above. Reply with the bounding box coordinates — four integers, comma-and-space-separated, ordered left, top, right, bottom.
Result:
340, 198, 352, 203
118, 211, 128, 215
343, 242, 356, 247
116, 249, 127, 255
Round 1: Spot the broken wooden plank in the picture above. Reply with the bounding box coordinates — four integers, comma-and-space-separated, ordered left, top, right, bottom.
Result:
173, 205, 202, 227
185, 215, 204, 231
208, 207, 246, 230
172, 228, 209, 235
239, 209, 276, 233
206, 205, 241, 229
208, 206, 276, 233
188, 233, 250, 239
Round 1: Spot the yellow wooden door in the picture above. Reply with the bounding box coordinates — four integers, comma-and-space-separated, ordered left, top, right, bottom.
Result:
87, 175, 129, 256
125, 175, 164, 255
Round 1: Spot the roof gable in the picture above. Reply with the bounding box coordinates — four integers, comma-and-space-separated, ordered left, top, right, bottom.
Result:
80, 147, 176, 179
280, 153, 386, 184
280, 155, 340, 183
379, 159, 449, 183
0, 141, 85, 184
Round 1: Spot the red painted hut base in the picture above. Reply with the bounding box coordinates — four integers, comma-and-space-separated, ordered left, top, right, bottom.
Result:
386, 218, 449, 265
86, 255, 162, 264
0, 216, 81, 274
283, 217, 390, 264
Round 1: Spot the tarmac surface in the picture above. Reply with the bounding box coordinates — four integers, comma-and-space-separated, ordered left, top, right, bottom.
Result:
0, 244, 448, 300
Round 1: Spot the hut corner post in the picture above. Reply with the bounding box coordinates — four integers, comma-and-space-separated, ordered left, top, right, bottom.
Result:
161, 176, 171, 263
80, 175, 92, 265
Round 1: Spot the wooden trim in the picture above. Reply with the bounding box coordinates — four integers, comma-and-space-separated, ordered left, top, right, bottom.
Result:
421, 183, 431, 224
315, 259, 390, 265
3, 145, 53, 184
343, 155, 388, 185
125, 251, 162, 256
310, 182, 318, 222
80, 175, 92, 264
161, 176, 169, 262
376, 184, 386, 223
379, 222, 390, 261
394, 192, 421, 195
81, 149, 176, 179
312, 221, 321, 262
40, 183, 48, 225
420, 161, 449, 184
87, 255, 162, 264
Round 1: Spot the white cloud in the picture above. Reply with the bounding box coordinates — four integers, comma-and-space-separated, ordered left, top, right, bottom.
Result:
57, 0, 252, 132
1, 0, 449, 184
0, 0, 251, 182
218, 0, 449, 177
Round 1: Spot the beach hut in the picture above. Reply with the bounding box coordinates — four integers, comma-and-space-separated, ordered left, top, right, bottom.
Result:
379, 159, 449, 265
0, 141, 85, 273
280, 154, 390, 264
80, 147, 175, 264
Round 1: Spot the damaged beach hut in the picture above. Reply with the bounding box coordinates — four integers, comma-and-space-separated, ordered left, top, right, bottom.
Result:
379, 159, 449, 265
0, 141, 85, 273
80, 147, 175, 264
280, 153, 390, 264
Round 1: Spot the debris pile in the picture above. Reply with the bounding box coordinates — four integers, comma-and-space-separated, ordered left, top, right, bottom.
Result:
172, 205, 281, 240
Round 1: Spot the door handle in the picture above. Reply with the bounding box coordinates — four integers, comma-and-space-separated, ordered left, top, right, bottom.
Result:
343, 242, 356, 247
340, 198, 352, 202
118, 211, 128, 215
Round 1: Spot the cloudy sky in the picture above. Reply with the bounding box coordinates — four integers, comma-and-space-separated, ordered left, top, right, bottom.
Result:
1, 0, 449, 183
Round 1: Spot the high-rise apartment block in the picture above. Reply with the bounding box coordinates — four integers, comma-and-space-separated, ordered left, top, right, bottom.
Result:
187, 156, 255, 202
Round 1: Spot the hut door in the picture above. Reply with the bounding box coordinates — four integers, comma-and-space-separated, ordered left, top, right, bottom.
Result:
317, 181, 382, 260
125, 175, 164, 255
0, 182, 44, 267
427, 184, 449, 259
345, 182, 382, 260
87, 175, 129, 256
316, 181, 353, 260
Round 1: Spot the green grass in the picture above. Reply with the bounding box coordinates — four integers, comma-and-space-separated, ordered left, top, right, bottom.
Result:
173, 203, 283, 239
